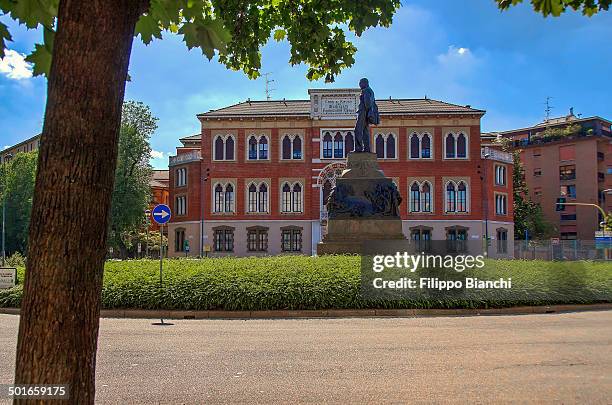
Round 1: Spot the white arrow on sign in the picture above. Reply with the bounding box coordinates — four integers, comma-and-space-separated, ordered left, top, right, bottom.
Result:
154, 210, 170, 219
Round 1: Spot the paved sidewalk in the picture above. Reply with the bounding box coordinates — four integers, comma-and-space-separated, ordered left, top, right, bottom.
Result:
1, 311, 611, 403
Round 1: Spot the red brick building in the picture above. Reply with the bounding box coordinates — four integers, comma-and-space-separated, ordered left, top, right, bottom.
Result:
493, 112, 611, 240
149, 170, 170, 233
168, 89, 513, 257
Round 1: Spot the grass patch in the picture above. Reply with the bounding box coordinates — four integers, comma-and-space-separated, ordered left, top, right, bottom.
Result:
1, 256, 610, 310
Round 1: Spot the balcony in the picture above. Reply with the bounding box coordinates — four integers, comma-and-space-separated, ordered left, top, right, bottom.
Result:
169, 150, 201, 167
481, 147, 513, 164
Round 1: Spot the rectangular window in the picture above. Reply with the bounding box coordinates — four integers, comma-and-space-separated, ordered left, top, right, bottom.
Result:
411, 229, 431, 252
559, 165, 576, 180
175, 229, 185, 252
495, 165, 506, 186
534, 168, 542, 177
533, 187, 542, 197
446, 229, 467, 252
175, 168, 187, 187
176, 196, 187, 216
560, 185, 576, 199
214, 229, 234, 252
560, 232, 577, 240
496, 230, 508, 254
495, 194, 507, 215
560, 214, 577, 221
247, 229, 268, 252
281, 229, 302, 252
533, 148, 541, 157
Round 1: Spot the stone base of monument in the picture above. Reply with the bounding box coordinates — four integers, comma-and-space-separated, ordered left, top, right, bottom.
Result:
317, 152, 405, 255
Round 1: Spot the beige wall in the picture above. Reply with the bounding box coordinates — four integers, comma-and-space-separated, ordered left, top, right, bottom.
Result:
169, 219, 513, 258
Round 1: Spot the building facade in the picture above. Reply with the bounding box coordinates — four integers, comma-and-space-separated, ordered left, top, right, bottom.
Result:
1, 134, 40, 163
493, 112, 612, 240
168, 89, 514, 257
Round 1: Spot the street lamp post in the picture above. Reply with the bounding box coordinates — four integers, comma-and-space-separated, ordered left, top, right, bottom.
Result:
1, 153, 13, 267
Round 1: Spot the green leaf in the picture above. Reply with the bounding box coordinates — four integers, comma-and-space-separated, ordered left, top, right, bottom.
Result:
179, 18, 231, 60
1, 0, 59, 29
273, 29, 286, 41
135, 14, 163, 45
25, 27, 54, 77
0, 21, 12, 59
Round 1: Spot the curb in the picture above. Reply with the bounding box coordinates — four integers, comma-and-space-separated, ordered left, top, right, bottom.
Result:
1, 303, 611, 320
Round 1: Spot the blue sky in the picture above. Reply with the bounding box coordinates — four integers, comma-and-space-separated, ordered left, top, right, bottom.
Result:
1, 0, 611, 168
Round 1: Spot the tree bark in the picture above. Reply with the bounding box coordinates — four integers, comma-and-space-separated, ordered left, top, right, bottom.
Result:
14, 1, 147, 403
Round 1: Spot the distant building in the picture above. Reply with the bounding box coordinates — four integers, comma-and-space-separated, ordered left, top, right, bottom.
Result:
1, 134, 40, 163
149, 169, 170, 232
494, 111, 612, 240
167, 88, 514, 257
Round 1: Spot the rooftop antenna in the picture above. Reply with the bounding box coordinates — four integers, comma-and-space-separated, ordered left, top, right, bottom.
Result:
263, 72, 276, 101
544, 96, 553, 122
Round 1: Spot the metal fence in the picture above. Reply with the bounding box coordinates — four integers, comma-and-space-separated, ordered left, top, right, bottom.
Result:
514, 240, 612, 261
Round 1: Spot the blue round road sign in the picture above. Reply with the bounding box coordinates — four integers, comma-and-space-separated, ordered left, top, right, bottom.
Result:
151, 204, 171, 225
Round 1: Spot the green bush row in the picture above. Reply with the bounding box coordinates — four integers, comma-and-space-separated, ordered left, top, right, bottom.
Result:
1, 256, 611, 310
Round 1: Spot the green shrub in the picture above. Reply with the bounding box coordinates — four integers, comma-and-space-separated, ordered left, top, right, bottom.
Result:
1, 257, 610, 310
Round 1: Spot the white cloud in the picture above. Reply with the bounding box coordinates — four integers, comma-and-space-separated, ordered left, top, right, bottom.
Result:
437, 46, 474, 65
0, 50, 33, 80
150, 150, 165, 159
2, 145, 8, 150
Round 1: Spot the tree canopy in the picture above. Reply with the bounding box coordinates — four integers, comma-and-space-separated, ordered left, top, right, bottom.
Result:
1, 0, 402, 82
108, 101, 157, 257
496, 0, 610, 16
0, 150, 37, 255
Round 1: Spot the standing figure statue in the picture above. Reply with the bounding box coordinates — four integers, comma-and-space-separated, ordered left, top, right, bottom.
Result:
354, 78, 380, 153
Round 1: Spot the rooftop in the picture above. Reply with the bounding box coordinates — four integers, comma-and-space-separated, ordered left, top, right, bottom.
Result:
198, 98, 485, 118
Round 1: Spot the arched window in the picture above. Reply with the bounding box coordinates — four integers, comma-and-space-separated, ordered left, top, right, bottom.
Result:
258, 183, 268, 212
345, 132, 354, 155
410, 182, 420, 212
457, 182, 467, 212
214, 184, 224, 212
322, 180, 332, 205
323, 132, 333, 158
410, 134, 420, 159
224, 184, 234, 212
248, 136, 258, 160
292, 136, 302, 159
421, 182, 432, 212
225, 136, 234, 160
421, 134, 431, 158
445, 134, 456, 158
258, 136, 268, 159
292, 183, 302, 212
248, 184, 257, 212
376, 134, 385, 159
446, 182, 456, 212
214, 136, 224, 160
386, 134, 396, 159
282, 183, 292, 212
456, 133, 467, 158
282, 135, 292, 160
333, 132, 344, 158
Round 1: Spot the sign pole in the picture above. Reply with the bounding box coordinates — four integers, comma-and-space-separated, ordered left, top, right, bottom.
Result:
150, 203, 173, 326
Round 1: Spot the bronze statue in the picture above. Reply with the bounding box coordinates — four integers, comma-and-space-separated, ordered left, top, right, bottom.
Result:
354, 78, 380, 153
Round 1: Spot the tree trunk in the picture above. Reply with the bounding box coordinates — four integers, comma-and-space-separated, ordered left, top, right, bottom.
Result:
14, 1, 147, 403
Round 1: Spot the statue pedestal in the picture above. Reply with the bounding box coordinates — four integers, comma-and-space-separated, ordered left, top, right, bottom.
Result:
317, 152, 405, 255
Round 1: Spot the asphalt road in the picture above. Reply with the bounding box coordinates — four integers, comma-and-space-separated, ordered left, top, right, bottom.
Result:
1, 311, 611, 404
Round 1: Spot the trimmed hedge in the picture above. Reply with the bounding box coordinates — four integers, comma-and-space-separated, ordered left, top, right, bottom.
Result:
1, 256, 611, 310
